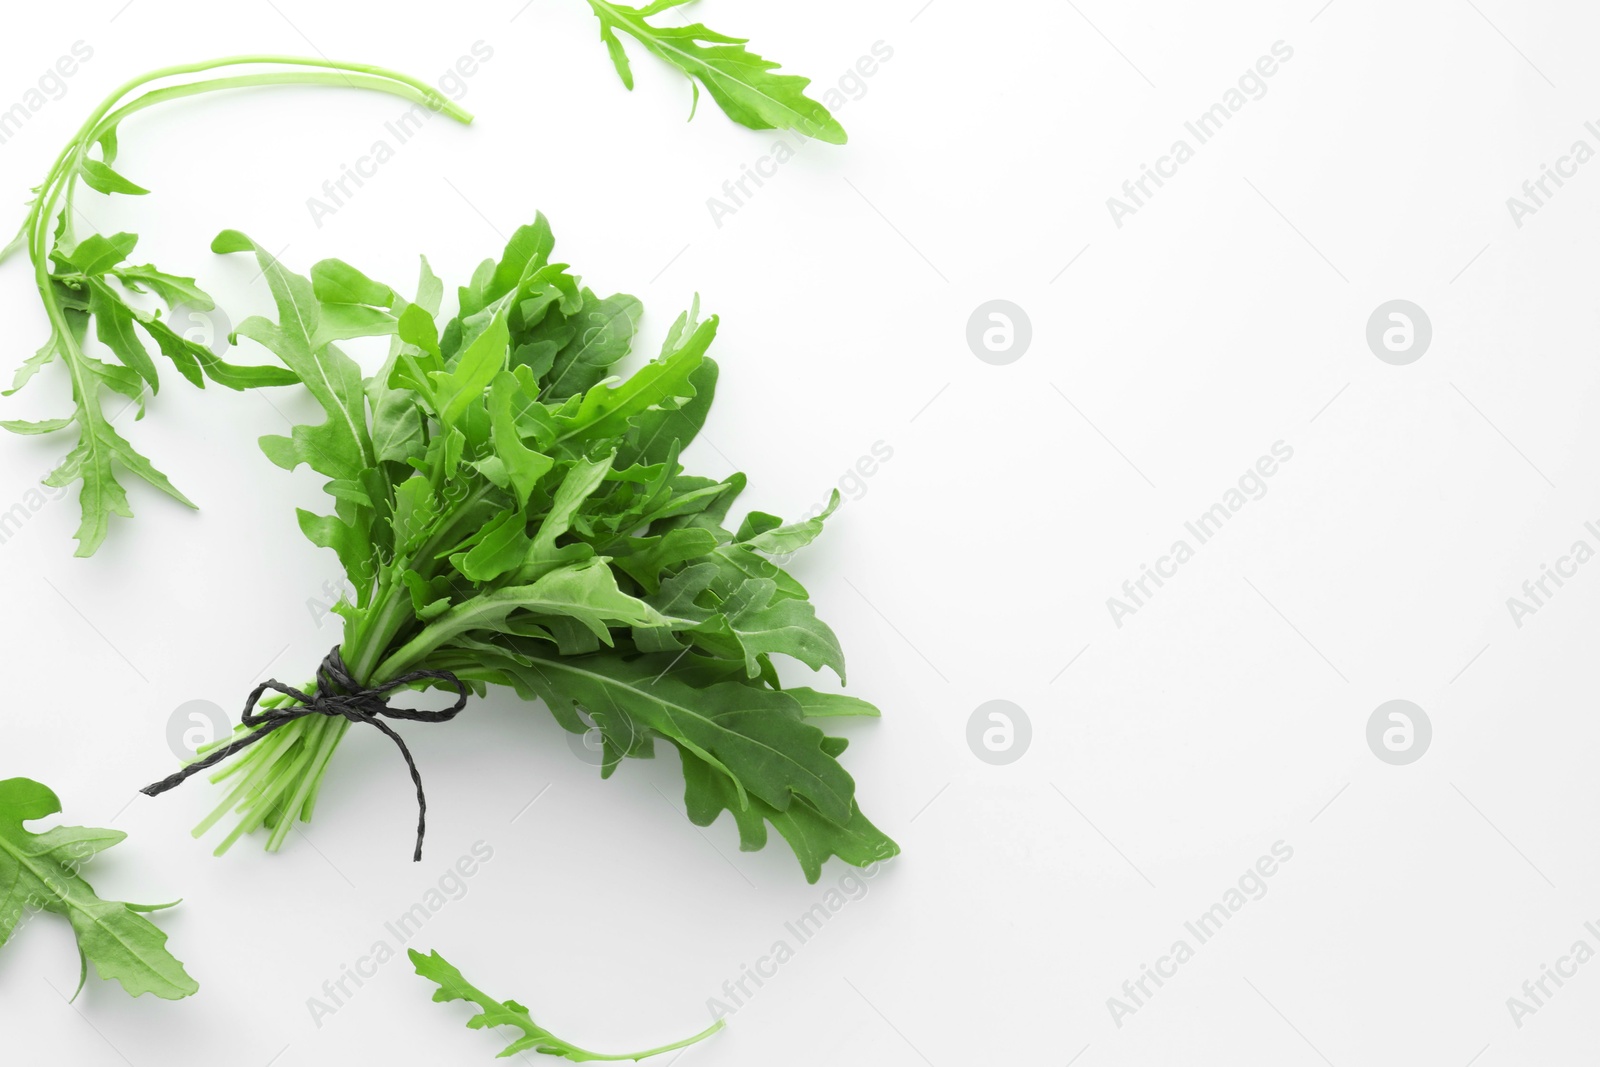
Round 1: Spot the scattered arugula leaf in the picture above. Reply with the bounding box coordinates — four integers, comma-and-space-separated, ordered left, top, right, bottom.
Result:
0, 777, 197, 1000
585, 0, 847, 143
410, 948, 722, 1061
2, 56, 473, 555
180, 216, 896, 883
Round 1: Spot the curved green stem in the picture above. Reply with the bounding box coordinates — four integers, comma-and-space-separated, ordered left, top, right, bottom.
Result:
26, 54, 470, 275
90, 70, 469, 146
565, 1018, 726, 1062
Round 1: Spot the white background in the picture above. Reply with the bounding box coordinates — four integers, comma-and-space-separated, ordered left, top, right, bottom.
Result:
1, 1, 1598, 1064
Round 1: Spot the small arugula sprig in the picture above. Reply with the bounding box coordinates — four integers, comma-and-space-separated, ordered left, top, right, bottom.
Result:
0, 777, 196, 1000
183, 215, 895, 883
0, 56, 472, 555
586, 0, 847, 143
411, 949, 723, 1061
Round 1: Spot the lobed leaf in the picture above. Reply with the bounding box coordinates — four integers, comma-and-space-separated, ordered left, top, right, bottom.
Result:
586, 0, 847, 143
0, 778, 197, 1000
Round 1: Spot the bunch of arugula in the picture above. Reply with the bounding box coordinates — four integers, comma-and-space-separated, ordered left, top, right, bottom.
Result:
0, 56, 473, 557
0, 777, 196, 1000
184, 216, 895, 883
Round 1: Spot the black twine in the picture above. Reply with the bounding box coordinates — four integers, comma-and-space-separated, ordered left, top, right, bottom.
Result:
141, 648, 468, 861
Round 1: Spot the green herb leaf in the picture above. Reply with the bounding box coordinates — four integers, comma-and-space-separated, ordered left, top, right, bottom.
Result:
586, 0, 847, 143
410, 948, 722, 1062
214, 230, 375, 482
679, 743, 898, 884
78, 159, 151, 196
0, 778, 197, 1000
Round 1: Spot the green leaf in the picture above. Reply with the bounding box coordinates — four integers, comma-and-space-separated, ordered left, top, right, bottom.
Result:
371, 385, 426, 466
391, 560, 663, 666
679, 744, 898, 883
112, 264, 213, 309
312, 258, 395, 307
645, 566, 845, 679
742, 489, 839, 556
617, 356, 717, 468
717, 577, 847, 680
410, 948, 722, 1062
0, 778, 197, 999
586, 0, 847, 143
298, 508, 370, 588
6, 336, 60, 395
61, 232, 138, 276
501, 650, 858, 824
45, 375, 196, 556
612, 526, 718, 594
131, 312, 204, 389
146, 316, 300, 390
312, 303, 398, 350
0, 417, 73, 435
399, 303, 443, 358
87, 279, 161, 391
526, 453, 614, 567
215, 230, 374, 481
551, 316, 716, 449
430, 308, 508, 429
0, 220, 25, 264
452, 508, 531, 583
78, 159, 150, 196
488, 217, 557, 302
543, 292, 642, 399
786, 688, 881, 718
488, 371, 555, 505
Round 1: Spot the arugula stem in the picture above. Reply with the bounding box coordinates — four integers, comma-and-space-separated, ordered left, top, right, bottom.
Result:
266, 716, 347, 850
250, 725, 325, 850
191, 728, 296, 837
565, 1019, 727, 1062
27, 54, 469, 295
90, 71, 468, 145
197, 562, 407, 851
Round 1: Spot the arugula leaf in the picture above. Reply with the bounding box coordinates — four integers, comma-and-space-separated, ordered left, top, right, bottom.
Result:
410, 948, 723, 1061
2, 57, 473, 554
679, 743, 898, 884
213, 230, 378, 483
0, 778, 197, 1000
494, 650, 855, 816
586, 0, 847, 143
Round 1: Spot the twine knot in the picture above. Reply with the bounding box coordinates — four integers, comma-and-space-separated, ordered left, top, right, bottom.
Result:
142, 648, 468, 861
